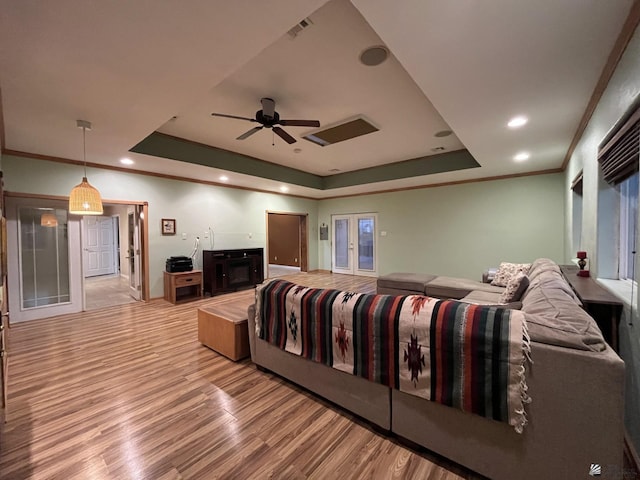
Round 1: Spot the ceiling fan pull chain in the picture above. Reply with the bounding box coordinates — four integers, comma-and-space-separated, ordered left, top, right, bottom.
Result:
272, 130, 275, 146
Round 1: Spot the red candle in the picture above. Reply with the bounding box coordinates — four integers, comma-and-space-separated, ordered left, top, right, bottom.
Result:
577, 251, 587, 259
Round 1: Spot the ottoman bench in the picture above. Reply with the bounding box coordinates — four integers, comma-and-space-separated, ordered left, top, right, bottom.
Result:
376, 273, 437, 296
198, 303, 250, 361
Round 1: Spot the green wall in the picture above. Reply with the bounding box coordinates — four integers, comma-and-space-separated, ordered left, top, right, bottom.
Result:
1, 155, 319, 298
319, 173, 565, 279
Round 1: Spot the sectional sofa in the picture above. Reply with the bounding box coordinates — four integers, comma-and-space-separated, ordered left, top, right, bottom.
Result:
247, 259, 624, 480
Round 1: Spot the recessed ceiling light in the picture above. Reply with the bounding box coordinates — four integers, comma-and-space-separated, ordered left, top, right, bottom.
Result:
120, 158, 134, 165
431, 146, 446, 152
294, 148, 302, 154
514, 152, 530, 162
219, 175, 228, 182
329, 168, 340, 173
280, 186, 289, 193
508, 116, 528, 129
434, 130, 453, 138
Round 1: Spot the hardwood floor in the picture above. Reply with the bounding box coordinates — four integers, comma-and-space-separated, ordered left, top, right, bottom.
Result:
0, 272, 482, 480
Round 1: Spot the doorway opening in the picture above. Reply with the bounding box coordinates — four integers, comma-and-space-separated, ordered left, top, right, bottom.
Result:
83, 203, 145, 310
266, 212, 308, 278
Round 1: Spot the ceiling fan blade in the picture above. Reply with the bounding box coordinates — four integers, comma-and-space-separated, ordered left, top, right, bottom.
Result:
261, 98, 276, 118
273, 126, 296, 144
211, 113, 256, 122
279, 119, 320, 127
236, 126, 263, 140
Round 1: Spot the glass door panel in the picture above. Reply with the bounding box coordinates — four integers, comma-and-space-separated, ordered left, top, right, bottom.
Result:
332, 216, 353, 274
19, 207, 70, 308
357, 216, 375, 272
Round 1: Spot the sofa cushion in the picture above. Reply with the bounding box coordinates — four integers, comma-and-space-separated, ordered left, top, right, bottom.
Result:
499, 272, 529, 303
522, 269, 582, 305
458, 290, 522, 309
527, 258, 561, 282
425, 276, 504, 299
377, 273, 437, 292
522, 282, 605, 351
491, 262, 532, 287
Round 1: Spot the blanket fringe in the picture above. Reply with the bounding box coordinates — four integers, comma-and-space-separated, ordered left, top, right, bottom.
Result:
513, 315, 533, 434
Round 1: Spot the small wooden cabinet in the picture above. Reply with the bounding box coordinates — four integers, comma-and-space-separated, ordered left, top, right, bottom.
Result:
164, 270, 202, 304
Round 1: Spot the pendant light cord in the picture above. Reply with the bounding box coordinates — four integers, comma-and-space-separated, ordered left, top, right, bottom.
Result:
83, 126, 87, 177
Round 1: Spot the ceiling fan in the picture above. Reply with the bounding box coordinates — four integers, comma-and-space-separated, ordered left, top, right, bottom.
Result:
211, 97, 320, 144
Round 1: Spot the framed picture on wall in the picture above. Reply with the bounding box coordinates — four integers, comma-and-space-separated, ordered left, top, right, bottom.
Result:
161, 218, 176, 235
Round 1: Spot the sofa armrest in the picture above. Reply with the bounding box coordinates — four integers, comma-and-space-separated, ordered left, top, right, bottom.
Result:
482, 268, 497, 284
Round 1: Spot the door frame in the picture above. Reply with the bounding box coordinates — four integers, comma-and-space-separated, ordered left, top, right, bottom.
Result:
5, 192, 150, 311
265, 211, 308, 273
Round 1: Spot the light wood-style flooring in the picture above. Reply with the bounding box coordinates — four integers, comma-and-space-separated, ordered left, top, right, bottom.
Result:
84, 274, 137, 311
0, 272, 483, 480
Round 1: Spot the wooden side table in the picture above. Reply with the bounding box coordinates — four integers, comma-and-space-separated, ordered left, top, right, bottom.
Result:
560, 265, 623, 352
164, 270, 203, 304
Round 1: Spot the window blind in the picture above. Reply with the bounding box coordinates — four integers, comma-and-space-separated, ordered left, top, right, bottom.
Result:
571, 171, 583, 195
598, 106, 640, 186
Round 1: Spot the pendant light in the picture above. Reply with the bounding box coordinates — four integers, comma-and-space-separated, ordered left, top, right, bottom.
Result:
69, 120, 103, 215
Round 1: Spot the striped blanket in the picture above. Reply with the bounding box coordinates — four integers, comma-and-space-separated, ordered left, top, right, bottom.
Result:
255, 279, 531, 433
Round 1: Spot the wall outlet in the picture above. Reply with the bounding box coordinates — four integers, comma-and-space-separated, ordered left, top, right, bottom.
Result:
182, 233, 187, 240
204, 231, 209, 239
380, 231, 387, 237
248, 232, 252, 239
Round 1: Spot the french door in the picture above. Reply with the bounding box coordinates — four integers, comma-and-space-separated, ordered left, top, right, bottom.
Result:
331, 213, 377, 276
6, 197, 83, 322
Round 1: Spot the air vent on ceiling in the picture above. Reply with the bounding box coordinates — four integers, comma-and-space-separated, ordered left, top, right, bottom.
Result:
303, 117, 379, 147
287, 17, 314, 39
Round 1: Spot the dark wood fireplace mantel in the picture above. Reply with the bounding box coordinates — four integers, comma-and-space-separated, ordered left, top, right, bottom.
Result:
203, 248, 264, 296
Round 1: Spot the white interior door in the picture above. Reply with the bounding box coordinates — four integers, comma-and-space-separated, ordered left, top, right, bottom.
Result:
331, 213, 377, 277
83, 216, 116, 277
127, 207, 142, 300
6, 197, 83, 322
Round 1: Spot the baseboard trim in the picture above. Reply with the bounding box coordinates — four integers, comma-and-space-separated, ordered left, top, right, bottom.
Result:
309, 269, 331, 274
625, 430, 640, 477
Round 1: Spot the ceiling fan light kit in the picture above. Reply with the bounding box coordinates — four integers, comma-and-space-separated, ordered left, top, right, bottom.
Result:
211, 97, 320, 145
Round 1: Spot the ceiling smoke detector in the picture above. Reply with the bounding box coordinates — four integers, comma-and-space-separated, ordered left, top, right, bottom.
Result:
359, 46, 389, 66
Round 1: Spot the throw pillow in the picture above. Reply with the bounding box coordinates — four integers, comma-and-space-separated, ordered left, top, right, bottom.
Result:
491, 262, 532, 287
499, 272, 530, 303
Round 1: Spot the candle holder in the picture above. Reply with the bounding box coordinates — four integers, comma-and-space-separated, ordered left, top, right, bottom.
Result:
576, 251, 590, 277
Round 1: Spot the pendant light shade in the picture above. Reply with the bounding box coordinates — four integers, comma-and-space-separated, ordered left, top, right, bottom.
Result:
69, 177, 103, 215
40, 212, 58, 227
69, 120, 103, 215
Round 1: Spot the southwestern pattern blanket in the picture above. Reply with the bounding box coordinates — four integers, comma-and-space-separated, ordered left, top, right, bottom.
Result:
255, 279, 531, 432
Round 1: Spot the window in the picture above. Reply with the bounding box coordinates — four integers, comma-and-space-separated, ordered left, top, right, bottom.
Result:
597, 100, 640, 281
618, 171, 638, 281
